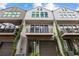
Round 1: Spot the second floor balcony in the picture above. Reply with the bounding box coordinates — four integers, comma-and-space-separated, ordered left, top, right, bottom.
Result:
59, 24, 79, 36
26, 25, 53, 36
0, 23, 19, 35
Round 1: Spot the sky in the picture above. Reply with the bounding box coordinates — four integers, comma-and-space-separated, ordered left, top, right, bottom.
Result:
0, 3, 79, 11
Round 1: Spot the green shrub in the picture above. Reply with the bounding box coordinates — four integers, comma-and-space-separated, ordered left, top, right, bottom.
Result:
30, 51, 40, 56
12, 25, 23, 56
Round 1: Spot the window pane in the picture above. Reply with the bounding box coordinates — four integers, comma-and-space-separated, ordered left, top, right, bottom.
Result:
64, 14, 67, 17
59, 14, 63, 17
8, 12, 12, 14
30, 25, 34, 33
35, 25, 39, 33
40, 25, 48, 33
11, 15, 16, 17
4, 12, 8, 15
3, 14, 7, 17
68, 14, 72, 17
7, 15, 11, 17
36, 12, 39, 18
59, 25, 64, 32
16, 15, 20, 17
32, 12, 35, 17
40, 25, 44, 33
12, 12, 17, 14
41, 12, 44, 18
44, 25, 48, 33
17, 12, 21, 14
72, 14, 76, 18
45, 12, 48, 17
30, 25, 48, 33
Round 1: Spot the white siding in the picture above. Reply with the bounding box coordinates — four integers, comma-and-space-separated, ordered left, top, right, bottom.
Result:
53, 8, 79, 20
24, 7, 54, 20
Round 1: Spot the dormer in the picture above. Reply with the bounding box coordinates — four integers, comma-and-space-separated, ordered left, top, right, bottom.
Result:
53, 8, 79, 20
0, 6, 25, 20
24, 6, 54, 20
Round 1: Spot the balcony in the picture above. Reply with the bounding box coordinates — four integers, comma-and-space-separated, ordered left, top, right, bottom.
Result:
26, 25, 53, 36
59, 25, 79, 36
0, 23, 19, 35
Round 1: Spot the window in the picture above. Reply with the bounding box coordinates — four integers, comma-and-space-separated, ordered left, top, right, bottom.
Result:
72, 14, 76, 18
3, 14, 7, 17
45, 12, 48, 17
32, 12, 48, 18
32, 12, 35, 18
12, 15, 14, 17
41, 12, 44, 18
68, 14, 72, 17
40, 25, 48, 33
59, 25, 79, 33
63, 14, 67, 17
62, 8, 67, 11
7, 15, 11, 17
4, 12, 8, 14
59, 12, 76, 18
12, 12, 17, 14
8, 12, 12, 14
17, 12, 21, 14
67, 25, 73, 32
36, 12, 39, 17
59, 25, 65, 32
59, 14, 63, 17
62, 8, 65, 11
35, 25, 39, 33
72, 25, 79, 33
43, 25, 48, 33
3, 11, 21, 18
30, 25, 34, 33
16, 15, 20, 17
30, 25, 49, 33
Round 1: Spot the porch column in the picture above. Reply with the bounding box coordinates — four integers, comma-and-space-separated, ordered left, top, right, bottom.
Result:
20, 34, 27, 55
15, 33, 27, 56
15, 33, 23, 55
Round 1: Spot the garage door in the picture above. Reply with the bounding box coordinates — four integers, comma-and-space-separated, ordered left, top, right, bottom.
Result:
0, 42, 13, 56
40, 41, 57, 56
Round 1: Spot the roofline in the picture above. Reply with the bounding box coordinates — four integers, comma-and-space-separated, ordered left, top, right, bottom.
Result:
26, 6, 52, 12
53, 6, 78, 13
0, 6, 78, 13
0, 6, 26, 11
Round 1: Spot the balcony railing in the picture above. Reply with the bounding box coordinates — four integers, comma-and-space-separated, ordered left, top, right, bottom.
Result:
26, 26, 53, 34
59, 25, 79, 33
0, 23, 19, 33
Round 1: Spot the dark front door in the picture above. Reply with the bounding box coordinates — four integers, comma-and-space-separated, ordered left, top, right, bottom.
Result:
40, 41, 57, 56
